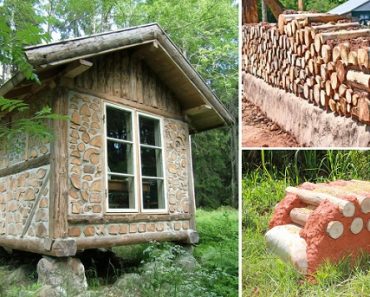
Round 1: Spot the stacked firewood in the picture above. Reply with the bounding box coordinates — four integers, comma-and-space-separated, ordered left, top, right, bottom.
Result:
242, 13, 370, 124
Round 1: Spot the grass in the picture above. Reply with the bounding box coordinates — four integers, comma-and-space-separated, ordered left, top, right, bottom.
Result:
242, 150, 370, 297
0, 207, 238, 297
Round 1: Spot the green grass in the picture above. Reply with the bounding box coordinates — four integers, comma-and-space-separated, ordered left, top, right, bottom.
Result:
242, 162, 370, 297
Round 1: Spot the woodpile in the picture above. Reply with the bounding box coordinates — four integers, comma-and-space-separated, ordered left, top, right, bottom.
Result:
242, 12, 370, 124
266, 180, 370, 275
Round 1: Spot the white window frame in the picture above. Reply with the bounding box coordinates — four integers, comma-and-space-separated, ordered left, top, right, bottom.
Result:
104, 102, 139, 213
137, 111, 168, 214
103, 102, 168, 214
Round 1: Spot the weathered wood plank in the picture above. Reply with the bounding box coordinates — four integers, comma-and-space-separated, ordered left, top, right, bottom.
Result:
67, 213, 191, 224
0, 237, 76, 257
69, 86, 185, 121
21, 170, 51, 237
75, 230, 192, 250
75, 50, 182, 116
0, 153, 50, 178
49, 88, 69, 239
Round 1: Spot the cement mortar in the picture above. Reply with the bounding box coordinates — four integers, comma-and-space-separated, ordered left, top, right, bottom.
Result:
243, 73, 370, 147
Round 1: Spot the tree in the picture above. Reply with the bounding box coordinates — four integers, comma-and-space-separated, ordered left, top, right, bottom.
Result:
0, 1, 66, 149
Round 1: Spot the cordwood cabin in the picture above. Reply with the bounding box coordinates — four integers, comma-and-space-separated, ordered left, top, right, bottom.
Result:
0, 24, 233, 257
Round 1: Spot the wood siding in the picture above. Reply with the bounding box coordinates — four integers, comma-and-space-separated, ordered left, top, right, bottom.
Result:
75, 50, 182, 116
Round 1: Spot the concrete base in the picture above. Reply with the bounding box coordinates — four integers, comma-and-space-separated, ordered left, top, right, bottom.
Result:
265, 224, 308, 274
243, 73, 370, 147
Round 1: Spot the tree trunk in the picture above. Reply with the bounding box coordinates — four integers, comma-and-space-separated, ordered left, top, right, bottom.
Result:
261, 0, 267, 22
243, 0, 259, 24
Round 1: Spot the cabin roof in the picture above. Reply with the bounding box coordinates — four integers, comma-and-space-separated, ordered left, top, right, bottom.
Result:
0, 23, 233, 132
329, 0, 370, 15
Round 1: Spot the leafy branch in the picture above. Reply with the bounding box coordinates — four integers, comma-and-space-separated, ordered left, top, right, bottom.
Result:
0, 97, 69, 147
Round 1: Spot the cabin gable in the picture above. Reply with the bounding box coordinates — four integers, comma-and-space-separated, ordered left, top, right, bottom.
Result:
74, 50, 183, 118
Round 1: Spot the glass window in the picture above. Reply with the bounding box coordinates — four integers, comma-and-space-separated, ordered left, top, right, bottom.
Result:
106, 106, 132, 141
108, 175, 135, 209
139, 116, 161, 146
139, 114, 165, 211
105, 105, 166, 212
107, 141, 133, 174
105, 105, 136, 211
142, 179, 165, 209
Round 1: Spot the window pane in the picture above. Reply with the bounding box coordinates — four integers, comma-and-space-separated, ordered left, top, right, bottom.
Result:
139, 116, 161, 146
141, 147, 163, 177
106, 106, 132, 140
107, 140, 133, 174
108, 175, 135, 209
142, 179, 165, 209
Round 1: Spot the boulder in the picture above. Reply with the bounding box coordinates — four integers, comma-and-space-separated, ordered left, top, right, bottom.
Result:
37, 256, 88, 297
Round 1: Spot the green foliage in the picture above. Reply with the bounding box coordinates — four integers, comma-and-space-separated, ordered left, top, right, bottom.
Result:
0, 0, 50, 80
242, 150, 370, 296
0, 97, 69, 150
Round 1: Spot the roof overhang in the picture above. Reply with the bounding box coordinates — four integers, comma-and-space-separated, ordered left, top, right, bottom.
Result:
329, 0, 370, 15
0, 23, 234, 133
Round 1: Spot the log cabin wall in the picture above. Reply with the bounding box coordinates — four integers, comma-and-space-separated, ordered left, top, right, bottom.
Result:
0, 92, 52, 241
242, 16, 370, 124
0, 92, 51, 170
65, 50, 193, 243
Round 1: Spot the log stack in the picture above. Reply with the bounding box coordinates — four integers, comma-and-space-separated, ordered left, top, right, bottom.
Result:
265, 180, 370, 275
242, 12, 370, 124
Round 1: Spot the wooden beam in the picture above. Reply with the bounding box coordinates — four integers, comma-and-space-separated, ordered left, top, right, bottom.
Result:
0, 154, 50, 178
187, 135, 197, 230
0, 72, 25, 97
63, 59, 93, 78
242, 0, 259, 24
286, 186, 355, 217
75, 230, 195, 250
184, 104, 212, 116
0, 237, 76, 257
68, 213, 191, 224
49, 88, 69, 239
21, 170, 51, 237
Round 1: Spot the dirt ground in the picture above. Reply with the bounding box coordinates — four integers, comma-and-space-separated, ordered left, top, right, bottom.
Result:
242, 98, 300, 148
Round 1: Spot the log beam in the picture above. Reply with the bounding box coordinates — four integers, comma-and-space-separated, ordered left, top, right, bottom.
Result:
63, 59, 93, 78
286, 186, 355, 217
0, 154, 50, 178
68, 213, 192, 224
75, 230, 198, 250
0, 237, 76, 257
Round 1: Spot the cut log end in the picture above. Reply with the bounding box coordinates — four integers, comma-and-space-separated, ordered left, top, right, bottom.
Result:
350, 218, 364, 234
326, 221, 344, 239
342, 203, 356, 217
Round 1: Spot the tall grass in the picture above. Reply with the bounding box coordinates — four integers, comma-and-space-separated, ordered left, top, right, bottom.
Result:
242, 150, 370, 297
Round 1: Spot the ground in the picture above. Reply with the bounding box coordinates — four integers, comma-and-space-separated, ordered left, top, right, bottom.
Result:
242, 98, 299, 148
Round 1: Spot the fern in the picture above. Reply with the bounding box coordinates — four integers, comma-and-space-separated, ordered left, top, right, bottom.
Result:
0, 97, 68, 151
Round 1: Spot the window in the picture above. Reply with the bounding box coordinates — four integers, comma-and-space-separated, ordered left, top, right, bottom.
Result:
139, 114, 165, 211
105, 106, 136, 211
104, 103, 166, 213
